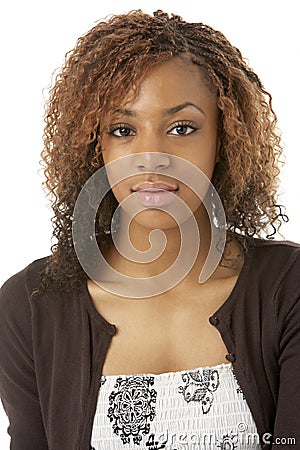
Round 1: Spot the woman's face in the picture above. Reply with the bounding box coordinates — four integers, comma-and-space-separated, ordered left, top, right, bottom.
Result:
101, 57, 220, 230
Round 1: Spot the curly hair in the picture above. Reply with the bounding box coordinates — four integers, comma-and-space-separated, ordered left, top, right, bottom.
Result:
37, 9, 288, 295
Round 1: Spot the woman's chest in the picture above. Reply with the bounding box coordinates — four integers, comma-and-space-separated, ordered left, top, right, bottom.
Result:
87, 276, 238, 375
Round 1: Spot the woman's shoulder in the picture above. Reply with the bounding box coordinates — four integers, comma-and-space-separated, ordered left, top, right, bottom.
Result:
0, 256, 51, 318
245, 234, 300, 250
241, 235, 300, 303
245, 234, 300, 269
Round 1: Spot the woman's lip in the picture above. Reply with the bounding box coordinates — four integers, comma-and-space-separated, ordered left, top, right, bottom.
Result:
131, 182, 179, 206
133, 190, 177, 207
132, 182, 178, 191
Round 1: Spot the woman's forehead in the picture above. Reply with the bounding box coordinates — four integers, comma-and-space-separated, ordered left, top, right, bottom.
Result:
105, 58, 217, 113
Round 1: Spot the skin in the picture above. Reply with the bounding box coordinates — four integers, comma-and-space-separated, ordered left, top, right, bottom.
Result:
87, 57, 245, 375
100, 57, 223, 279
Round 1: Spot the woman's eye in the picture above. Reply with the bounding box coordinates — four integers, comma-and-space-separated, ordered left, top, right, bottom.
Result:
109, 126, 135, 137
168, 124, 197, 136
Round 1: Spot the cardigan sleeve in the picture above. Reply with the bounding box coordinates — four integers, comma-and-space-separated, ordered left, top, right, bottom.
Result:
272, 248, 300, 449
0, 268, 49, 450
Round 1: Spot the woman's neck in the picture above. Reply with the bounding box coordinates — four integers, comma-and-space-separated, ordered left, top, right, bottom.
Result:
102, 203, 221, 283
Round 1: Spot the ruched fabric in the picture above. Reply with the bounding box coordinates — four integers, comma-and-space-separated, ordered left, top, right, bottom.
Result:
90, 362, 261, 449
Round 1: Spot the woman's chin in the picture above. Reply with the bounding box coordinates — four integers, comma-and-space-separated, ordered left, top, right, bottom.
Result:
132, 208, 180, 230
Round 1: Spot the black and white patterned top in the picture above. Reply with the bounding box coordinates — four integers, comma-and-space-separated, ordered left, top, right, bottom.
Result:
90, 362, 261, 449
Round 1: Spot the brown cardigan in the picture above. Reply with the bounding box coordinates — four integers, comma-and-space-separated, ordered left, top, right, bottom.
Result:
0, 235, 300, 449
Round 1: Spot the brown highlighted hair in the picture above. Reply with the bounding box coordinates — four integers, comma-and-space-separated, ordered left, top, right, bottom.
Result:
38, 9, 288, 294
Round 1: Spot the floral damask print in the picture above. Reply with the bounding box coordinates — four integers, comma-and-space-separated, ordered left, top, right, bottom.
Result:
146, 433, 167, 449
178, 368, 219, 413
107, 375, 157, 445
217, 431, 238, 449
231, 369, 246, 400
100, 376, 107, 387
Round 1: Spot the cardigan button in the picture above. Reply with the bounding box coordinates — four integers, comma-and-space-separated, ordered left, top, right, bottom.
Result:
105, 324, 116, 335
225, 353, 236, 363
209, 315, 219, 326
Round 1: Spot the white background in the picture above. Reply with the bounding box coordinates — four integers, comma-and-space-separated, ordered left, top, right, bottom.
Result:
0, 0, 299, 447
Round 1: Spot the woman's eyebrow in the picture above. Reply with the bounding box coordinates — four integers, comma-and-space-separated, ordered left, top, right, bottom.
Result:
112, 102, 206, 118
113, 108, 136, 117
164, 102, 206, 117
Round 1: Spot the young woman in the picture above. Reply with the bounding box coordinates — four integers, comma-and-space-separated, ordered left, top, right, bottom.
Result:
0, 10, 299, 450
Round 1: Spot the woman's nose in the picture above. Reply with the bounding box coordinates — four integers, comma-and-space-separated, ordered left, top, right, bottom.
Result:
134, 151, 171, 172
